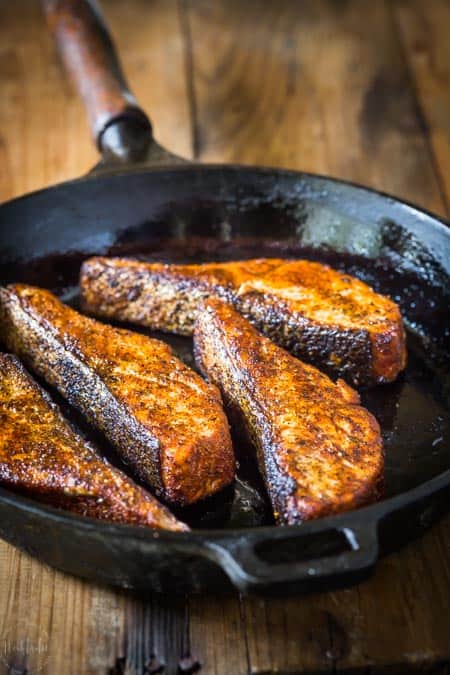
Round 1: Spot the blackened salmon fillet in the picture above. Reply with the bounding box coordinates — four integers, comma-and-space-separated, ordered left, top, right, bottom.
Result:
0, 354, 187, 530
80, 257, 406, 386
0, 285, 234, 506
194, 299, 384, 524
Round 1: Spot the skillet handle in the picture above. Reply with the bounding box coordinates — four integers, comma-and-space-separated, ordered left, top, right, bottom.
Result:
43, 0, 172, 164
206, 518, 379, 594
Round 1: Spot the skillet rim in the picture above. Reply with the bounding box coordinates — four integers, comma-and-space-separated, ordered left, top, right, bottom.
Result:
0, 162, 449, 236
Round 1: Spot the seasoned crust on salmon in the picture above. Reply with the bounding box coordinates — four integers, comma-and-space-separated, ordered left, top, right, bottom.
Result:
193, 299, 384, 524
0, 354, 187, 530
80, 257, 406, 386
0, 285, 235, 506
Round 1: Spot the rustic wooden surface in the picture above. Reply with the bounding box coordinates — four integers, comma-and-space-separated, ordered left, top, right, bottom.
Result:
0, 1, 449, 673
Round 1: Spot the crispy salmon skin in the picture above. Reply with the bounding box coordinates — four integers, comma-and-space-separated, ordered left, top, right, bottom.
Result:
80, 257, 406, 386
0, 285, 235, 506
0, 354, 187, 530
194, 299, 384, 524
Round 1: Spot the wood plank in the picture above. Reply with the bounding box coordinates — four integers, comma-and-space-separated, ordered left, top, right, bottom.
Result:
119, 593, 188, 675
188, 595, 248, 675
0, 0, 95, 202
393, 0, 450, 212
186, 0, 445, 215
104, 0, 193, 161
185, 0, 450, 672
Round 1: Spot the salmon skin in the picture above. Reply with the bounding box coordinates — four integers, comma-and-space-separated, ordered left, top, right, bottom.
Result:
0, 285, 235, 507
80, 257, 406, 386
0, 354, 187, 530
194, 299, 384, 524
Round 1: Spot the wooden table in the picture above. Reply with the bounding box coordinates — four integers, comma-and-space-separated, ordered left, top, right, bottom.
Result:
0, 2, 449, 673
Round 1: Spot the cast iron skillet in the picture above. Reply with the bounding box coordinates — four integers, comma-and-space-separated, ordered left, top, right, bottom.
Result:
0, 0, 449, 595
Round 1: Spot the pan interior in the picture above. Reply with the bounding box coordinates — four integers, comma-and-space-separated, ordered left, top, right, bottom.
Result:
0, 166, 449, 529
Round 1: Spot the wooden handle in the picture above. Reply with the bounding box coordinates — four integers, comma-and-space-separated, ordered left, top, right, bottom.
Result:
43, 0, 151, 157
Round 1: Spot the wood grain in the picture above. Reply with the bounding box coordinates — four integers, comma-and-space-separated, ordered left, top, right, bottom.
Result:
0, 1, 95, 201
185, 0, 445, 214
0, 1, 449, 674
393, 0, 450, 212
